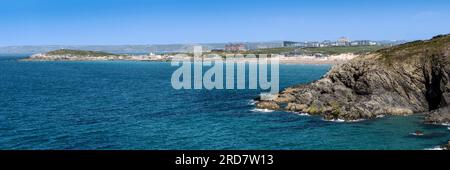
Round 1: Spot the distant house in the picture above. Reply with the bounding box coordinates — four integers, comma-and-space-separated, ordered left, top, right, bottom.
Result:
338, 37, 351, 46
283, 41, 300, 47
306, 41, 321, 47
351, 40, 373, 46
225, 44, 247, 52
281, 37, 386, 49
211, 49, 225, 53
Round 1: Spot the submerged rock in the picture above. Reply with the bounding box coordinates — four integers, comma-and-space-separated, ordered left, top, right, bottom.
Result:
256, 34, 450, 122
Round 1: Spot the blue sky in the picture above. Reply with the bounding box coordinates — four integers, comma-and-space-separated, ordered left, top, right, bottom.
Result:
0, 0, 449, 46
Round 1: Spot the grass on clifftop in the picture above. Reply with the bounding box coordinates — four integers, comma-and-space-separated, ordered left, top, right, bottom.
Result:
301, 46, 387, 55
378, 34, 450, 64
46, 49, 119, 57
204, 45, 388, 57
244, 46, 387, 55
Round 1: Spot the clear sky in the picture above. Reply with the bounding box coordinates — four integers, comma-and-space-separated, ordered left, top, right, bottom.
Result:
0, 0, 449, 46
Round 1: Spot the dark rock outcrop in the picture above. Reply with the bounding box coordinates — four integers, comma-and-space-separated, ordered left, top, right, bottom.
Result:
256, 34, 450, 122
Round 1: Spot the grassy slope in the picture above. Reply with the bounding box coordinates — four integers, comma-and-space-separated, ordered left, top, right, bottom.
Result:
244, 46, 387, 55
377, 34, 450, 64
46, 49, 119, 57
301, 46, 387, 55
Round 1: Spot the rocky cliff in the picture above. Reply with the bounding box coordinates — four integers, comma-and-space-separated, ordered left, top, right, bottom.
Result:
256, 34, 450, 123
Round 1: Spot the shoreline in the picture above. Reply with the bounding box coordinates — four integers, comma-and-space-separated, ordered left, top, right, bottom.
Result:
19, 59, 347, 65
20, 56, 356, 65
21, 50, 359, 65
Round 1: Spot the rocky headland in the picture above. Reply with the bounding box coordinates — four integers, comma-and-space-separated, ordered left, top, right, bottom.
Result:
256, 34, 450, 124
23, 48, 362, 64
21, 49, 167, 61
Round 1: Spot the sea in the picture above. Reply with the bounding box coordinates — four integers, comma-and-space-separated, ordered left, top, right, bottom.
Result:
0, 55, 449, 150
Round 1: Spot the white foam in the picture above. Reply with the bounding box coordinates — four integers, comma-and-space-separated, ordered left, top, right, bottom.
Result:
376, 115, 385, 118
347, 119, 366, 122
322, 118, 346, 123
284, 111, 311, 117
425, 146, 443, 150
322, 118, 365, 123
297, 113, 311, 116
248, 100, 257, 106
441, 123, 450, 126
428, 122, 450, 126
251, 108, 274, 113
410, 133, 424, 136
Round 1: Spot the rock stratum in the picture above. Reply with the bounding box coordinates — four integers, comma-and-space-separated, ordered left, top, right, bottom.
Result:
256, 34, 450, 124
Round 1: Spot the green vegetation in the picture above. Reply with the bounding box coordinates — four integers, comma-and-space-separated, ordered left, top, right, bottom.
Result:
46, 49, 120, 57
306, 105, 321, 115
203, 45, 388, 57
329, 101, 342, 117
242, 47, 298, 55
378, 34, 450, 64
301, 46, 388, 55
244, 45, 388, 55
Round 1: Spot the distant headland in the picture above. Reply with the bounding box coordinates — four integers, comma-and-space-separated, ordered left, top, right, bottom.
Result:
21, 44, 394, 64
21, 49, 169, 62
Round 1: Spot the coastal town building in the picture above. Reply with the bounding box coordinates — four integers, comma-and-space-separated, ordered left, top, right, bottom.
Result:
225, 44, 247, 52
338, 37, 351, 46
282, 37, 387, 48
351, 40, 377, 46
283, 41, 302, 47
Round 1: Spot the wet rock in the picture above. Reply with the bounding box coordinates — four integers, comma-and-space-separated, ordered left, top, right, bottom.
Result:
424, 106, 450, 124
255, 101, 280, 110
285, 103, 307, 112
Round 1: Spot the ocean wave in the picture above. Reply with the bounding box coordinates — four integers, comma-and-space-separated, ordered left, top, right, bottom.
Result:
376, 115, 385, 118
285, 111, 311, 116
428, 122, 450, 127
441, 123, 450, 126
323, 118, 346, 123
248, 100, 257, 106
409, 133, 424, 136
425, 146, 443, 150
251, 108, 274, 113
296, 112, 311, 116
322, 118, 365, 123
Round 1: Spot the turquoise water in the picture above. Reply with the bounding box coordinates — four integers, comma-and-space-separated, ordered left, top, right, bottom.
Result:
0, 55, 449, 150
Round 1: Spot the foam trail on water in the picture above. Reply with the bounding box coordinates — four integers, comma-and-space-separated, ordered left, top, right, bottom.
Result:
425, 146, 443, 150
251, 108, 274, 113
322, 118, 365, 123
441, 123, 450, 126
248, 100, 257, 106
297, 113, 311, 116
376, 115, 385, 118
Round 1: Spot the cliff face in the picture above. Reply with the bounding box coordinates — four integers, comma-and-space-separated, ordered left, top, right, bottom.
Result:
257, 35, 450, 123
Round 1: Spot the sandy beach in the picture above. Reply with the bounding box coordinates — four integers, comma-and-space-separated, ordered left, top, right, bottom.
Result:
199, 53, 359, 65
